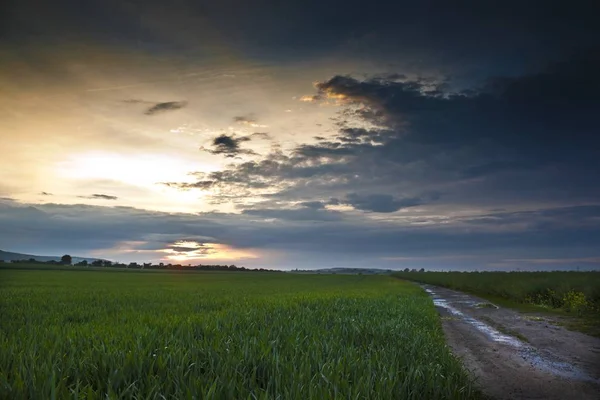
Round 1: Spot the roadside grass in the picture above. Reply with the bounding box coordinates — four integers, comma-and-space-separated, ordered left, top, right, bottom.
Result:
0, 268, 480, 399
393, 271, 600, 337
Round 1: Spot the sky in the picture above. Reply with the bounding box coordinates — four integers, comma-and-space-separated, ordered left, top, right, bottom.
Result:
1, 0, 600, 270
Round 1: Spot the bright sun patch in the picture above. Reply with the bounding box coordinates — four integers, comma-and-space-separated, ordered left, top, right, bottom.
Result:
52, 151, 222, 212
56, 152, 210, 187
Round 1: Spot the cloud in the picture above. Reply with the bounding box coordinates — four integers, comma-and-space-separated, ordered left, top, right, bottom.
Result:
77, 194, 118, 200
169, 245, 206, 253
3, 1, 599, 271
39, 192, 53, 196
1, 200, 599, 270
460, 205, 600, 231
200, 132, 271, 159
233, 115, 268, 128
299, 201, 326, 209
242, 207, 342, 221
162, 181, 215, 190
203, 134, 255, 158
299, 94, 323, 102
250, 132, 271, 139
123, 99, 153, 104
144, 101, 188, 116
343, 193, 423, 213
143, 52, 600, 270
167, 241, 216, 255
314, 51, 600, 156
233, 115, 256, 124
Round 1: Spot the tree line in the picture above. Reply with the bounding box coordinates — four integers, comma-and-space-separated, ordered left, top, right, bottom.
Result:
4, 255, 276, 272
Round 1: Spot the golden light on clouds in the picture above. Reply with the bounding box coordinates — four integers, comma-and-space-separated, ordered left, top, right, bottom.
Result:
161, 240, 259, 262
324, 93, 348, 102
299, 91, 346, 105
91, 240, 260, 264
299, 95, 319, 102
0, 40, 356, 217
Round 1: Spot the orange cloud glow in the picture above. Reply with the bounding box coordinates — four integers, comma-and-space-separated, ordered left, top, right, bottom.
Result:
161, 241, 259, 262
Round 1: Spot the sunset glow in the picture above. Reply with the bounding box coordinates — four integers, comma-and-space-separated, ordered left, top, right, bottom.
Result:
1, 0, 598, 270
161, 241, 259, 262
56, 152, 208, 188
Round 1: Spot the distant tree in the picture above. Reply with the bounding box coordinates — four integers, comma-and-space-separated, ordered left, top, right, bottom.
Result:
103, 260, 112, 267
91, 260, 103, 267
419, 268, 425, 273
61, 254, 72, 265
410, 268, 417, 273
75, 260, 88, 267
403, 268, 410, 273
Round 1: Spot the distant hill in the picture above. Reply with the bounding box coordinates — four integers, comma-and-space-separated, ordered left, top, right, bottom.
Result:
0, 250, 103, 264
294, 268, 393, 275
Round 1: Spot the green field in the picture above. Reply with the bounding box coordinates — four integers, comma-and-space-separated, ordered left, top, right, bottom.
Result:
0, 267, 477, 399
392, 271, 600, 314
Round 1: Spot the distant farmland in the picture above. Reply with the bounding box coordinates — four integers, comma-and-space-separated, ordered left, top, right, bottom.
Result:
0, 267, 478, 399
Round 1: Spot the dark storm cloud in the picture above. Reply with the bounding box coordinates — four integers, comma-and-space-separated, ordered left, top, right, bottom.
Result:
311, 51, 600, 176
77, 194, 118, 200
144, 101, 188, 116
316, 51, 600, 147
161, 50, 600, 223
344, 194, 423, 213
5, 0, 598, 80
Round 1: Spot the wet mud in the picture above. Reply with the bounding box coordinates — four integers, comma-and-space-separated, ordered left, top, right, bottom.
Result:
423, 285, 600, 400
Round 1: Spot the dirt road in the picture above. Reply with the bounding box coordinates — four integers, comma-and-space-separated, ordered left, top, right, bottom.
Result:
423, 284, 600, 400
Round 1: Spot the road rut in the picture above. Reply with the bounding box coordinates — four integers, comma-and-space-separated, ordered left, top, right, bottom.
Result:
423, 284, 600, 400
